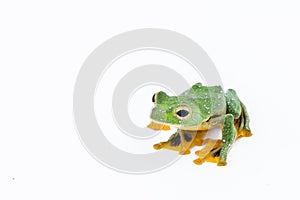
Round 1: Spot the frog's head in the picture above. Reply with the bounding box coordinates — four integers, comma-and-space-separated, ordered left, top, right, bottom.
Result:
147, 91, 203, 130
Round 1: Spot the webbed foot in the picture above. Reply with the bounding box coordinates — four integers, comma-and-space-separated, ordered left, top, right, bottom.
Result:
153, 130, 207, 155
193, 139, 223, 165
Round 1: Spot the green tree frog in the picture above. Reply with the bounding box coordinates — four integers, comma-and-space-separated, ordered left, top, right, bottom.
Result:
147, 83, 252, 166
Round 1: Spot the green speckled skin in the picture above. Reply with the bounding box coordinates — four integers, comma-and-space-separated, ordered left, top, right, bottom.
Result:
149, 82, 252, 166
151, 83, 226, 127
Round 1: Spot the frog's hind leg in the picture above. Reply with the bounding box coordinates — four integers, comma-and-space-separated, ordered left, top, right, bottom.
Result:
235, 102, 252, 139
153, 129, 207, 155
225, 89, 252, 139
194, 90, 253, 166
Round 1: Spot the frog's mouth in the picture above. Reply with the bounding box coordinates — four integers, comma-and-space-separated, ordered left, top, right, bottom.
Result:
147, 120, 171, 130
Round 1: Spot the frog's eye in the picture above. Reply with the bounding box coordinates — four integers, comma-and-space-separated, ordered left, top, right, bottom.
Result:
175, 106, 191, 120
152, 93, 157, 104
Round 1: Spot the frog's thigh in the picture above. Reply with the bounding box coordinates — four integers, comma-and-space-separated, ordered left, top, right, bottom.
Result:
219, 114, 237, 166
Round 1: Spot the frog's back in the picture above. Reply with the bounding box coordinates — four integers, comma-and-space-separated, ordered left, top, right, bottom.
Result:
179, 83, 226, 119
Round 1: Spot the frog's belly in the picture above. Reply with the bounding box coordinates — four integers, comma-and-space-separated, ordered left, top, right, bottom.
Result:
176, 123, 219, 131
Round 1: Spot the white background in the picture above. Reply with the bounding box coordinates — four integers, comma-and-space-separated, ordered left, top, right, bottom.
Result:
1, 1, 300, 199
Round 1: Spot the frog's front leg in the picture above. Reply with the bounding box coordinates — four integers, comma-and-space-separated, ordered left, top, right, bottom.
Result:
193, 114, 236, 166
193, 139, 222, 165
218, 114, 237, 166
153, 129, 207, 155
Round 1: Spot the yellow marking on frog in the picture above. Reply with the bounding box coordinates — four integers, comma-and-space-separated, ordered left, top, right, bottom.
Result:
147, 121, 170, 130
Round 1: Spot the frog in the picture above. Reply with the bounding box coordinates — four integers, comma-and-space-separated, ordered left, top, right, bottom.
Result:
147, 82, 252, 166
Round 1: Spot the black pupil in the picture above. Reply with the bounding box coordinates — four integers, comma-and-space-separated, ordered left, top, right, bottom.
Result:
176, 109, 189, 117
152, 94, 156, 103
